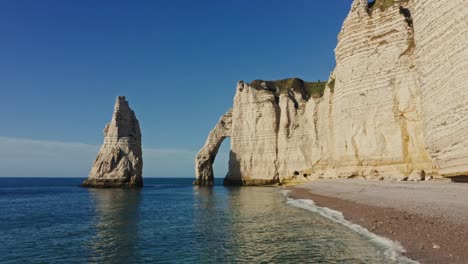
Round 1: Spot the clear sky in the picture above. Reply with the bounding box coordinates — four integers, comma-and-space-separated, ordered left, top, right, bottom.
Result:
0, 0, 352, 177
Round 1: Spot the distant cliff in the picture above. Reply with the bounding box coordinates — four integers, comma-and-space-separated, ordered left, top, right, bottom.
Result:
81, 96, 143, 188
195, 0, 468, 186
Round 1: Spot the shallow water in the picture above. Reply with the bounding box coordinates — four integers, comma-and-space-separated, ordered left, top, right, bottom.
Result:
0, 178, 410, 263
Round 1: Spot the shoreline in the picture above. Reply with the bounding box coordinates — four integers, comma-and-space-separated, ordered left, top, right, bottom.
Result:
285, 179, 468, 264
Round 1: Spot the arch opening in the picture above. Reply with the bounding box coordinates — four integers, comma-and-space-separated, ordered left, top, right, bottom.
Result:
194, 109, 232, 186
212, 137, 231, 185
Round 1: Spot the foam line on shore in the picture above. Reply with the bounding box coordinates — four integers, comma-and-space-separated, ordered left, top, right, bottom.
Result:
280, 189, 419, 264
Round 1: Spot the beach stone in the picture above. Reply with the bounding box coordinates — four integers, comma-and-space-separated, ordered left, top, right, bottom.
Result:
408, 170, 426, 181
81, 96, 143, 188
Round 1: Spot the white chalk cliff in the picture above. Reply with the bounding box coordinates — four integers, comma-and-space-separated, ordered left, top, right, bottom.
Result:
81, 96, 143, 188
413, 0, 468, 177
195, 0, 468, 186
195, 110, 232, 186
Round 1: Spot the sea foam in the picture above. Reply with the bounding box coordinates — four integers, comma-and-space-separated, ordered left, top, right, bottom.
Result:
280, 189, 419, 264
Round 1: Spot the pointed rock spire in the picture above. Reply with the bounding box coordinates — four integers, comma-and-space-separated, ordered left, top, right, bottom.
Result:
81, 96, 143, 188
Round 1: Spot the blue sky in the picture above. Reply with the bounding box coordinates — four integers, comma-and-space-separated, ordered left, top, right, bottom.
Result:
0, 0, 351, 177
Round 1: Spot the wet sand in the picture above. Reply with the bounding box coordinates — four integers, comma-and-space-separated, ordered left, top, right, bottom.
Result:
286, 179, 468, 264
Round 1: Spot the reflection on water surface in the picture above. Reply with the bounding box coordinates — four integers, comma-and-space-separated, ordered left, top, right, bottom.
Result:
88, 189, 141, 263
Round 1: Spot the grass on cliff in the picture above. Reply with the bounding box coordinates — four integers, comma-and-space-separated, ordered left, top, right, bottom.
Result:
249, 78, 327, 99
367, 0, 409, 13
305, 82, 327, 98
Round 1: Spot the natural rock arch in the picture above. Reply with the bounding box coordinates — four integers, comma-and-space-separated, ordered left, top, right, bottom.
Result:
194, 109, 232, 186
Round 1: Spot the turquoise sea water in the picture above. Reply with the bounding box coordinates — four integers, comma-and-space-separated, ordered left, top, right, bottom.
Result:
0, 178, 412, 263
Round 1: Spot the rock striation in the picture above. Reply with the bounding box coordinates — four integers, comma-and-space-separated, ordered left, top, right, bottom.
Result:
195, 0, 468, 185
81, 96, 143, 188
326, 0, 433, 181
196, 79, 328, 186
413, 0, 468, 177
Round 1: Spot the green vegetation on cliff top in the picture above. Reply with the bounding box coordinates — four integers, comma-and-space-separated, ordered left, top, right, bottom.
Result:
249, 78, 327, 99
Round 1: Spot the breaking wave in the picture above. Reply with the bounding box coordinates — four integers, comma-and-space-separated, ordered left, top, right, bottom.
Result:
281, 189, 419, 264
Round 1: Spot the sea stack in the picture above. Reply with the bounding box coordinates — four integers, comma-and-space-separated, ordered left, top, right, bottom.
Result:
81, 96, 143, 188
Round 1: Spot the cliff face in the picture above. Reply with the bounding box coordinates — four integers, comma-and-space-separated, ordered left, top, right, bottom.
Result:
81, 96, 143, 188
413, 0, 468, 177
329, 0, 433, 180
226, 82, 281, 185
195, 80, 329, 186
195, 0, 468, 185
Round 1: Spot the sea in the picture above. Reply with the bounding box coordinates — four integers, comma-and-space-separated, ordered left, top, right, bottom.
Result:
0, 178, 416, 264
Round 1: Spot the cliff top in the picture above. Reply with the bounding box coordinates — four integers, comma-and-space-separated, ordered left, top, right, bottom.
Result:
248, 78, 327, 99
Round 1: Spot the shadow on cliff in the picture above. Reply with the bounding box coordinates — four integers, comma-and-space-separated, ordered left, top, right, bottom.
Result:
451, 176, 468, 183
87, 188, 141, 263
224, 151, 242, 186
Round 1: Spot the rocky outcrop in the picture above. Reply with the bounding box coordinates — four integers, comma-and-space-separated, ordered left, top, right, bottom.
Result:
195, 0, 468, 185
81, 96, 143, 188
197, 79, 327, 186
194, 110, 232, 186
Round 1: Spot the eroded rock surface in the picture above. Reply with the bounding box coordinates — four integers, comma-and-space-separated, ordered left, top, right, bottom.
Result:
194, 110, 232, 186
327, 0, 433, 180
413, 0, 468, 177
196, 80, 327, 186
195, 0, 468, 185
81, 96, 143, 188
